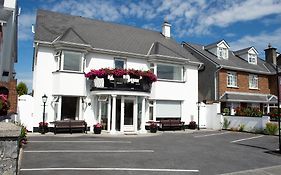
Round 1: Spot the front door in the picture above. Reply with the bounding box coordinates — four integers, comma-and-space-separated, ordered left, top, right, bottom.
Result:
123, 99, 134, 132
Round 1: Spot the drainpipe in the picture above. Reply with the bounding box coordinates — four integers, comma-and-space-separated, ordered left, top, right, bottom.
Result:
214, 66, 222, 101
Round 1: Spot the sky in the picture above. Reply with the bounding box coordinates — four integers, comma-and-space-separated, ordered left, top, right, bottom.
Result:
16, 0, 281, 91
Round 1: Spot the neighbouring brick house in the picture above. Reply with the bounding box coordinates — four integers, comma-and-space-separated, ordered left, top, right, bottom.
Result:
183, 40, 279, 115
0, 0, 18, 115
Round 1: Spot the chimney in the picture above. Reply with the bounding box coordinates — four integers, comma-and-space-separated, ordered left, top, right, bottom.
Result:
264, 43, 277, 65
162, 18, 171, 38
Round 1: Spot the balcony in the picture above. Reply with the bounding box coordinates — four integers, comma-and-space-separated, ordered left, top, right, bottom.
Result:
90, 77, 152, 93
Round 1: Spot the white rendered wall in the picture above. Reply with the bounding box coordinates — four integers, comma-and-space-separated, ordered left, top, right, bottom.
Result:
17, 95, 35, 132
150, 65, 199, 124
4, 0, 16, 9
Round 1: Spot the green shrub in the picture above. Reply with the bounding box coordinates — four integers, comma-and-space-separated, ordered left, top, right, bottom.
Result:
238, 124, 245, 132
265, 123, 278, 135
223, 108, 230, 115
223, 118, 231, 130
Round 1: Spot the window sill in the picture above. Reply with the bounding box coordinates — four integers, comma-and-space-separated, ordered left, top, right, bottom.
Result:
157, 79, 186, 83
227, 85, 239, 89
249, 87, 259, 90
53, 70, 84, 74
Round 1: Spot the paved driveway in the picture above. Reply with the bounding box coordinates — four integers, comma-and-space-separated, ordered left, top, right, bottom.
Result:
20, 131, 281, 175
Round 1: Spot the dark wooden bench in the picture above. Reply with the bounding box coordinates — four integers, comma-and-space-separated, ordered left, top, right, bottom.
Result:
53, 120, 87, 134
159, 119, 185, 131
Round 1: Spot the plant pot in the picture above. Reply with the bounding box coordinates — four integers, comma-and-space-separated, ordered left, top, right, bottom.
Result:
150, 127, 157, 133
94, 127, 102, 134
39, 125, 48, 134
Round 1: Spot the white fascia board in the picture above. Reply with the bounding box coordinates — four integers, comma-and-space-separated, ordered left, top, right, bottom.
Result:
221, 65, 274, 75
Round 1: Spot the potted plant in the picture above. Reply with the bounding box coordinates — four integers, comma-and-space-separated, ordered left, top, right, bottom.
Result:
188, 121, 197, 129
39, 122, 48, 133
0, 94, 10, 116
112, 68, 127, 78
127, 69, 141, 79
94, 123, 102, 134
149, 122, 158, 133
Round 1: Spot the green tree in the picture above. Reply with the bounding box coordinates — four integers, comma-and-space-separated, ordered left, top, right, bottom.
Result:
16, 82, 28, 96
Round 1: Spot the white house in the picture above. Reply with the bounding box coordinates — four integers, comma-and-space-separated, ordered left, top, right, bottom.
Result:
32, 10, 202, 133
0, 0, 18, 116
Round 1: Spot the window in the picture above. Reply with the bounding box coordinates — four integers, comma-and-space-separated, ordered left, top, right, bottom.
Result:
218, 47, 228, 59
249, 74, 258, 89
114, 58, 126, 69
156, 100, 181, 118
149, 101, 154, 120
157, 64, 183, 81
227, 72, 237, 87
62, 51, 82, 71
248, 53, 257, 64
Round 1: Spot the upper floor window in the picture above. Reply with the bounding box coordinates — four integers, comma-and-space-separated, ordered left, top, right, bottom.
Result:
114, 58, 126, 69
157, 63, 183, 81
218, 47, 228, 59
249, 74, 258, 89
62, 51, 83, 72
227, 72, 237, 87
248, 53, 257, 64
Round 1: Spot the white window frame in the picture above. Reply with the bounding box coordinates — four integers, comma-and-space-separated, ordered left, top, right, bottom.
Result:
248, 53, 257, 64
156, 63, 184, 82
227, 71, 237, 87
218, 47, 228, 59
60, 50, 83, 72
249, 74, 258, 89
114, 58, 126, 69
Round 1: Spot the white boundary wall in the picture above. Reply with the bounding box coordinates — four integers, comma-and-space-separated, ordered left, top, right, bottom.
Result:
223, 115, 270, 131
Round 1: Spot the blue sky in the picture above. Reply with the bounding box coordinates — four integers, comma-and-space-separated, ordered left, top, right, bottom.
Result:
17, 0, 281, 91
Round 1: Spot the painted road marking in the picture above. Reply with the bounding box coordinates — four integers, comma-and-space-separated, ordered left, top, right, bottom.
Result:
28, 141, 131, 143
24, 150, 154, 153
194, 132, 230, 138
230, 135, 264, 143
20, 167, 199, 173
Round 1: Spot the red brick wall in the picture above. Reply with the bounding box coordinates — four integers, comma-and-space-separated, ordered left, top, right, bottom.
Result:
0, 79, 18, 113
218, 69, 273, 97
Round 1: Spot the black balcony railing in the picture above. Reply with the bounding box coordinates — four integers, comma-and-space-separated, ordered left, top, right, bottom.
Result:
90, 77, 152, 92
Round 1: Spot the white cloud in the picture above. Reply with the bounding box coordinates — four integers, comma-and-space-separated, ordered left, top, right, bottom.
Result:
229, 27, 281, 56
18, 12, 36, 41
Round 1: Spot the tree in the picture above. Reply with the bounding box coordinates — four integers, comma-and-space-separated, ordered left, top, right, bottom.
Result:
16, 82, 28, 96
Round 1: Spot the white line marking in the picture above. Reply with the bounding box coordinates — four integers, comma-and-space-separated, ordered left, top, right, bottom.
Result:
20, 167, 199, 172
28, 141, 131, 143
231, 135, 264, 143
24, 150, 154, 153
194, 132, 230, 138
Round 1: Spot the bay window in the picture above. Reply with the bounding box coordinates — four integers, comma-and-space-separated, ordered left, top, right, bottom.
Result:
62, 51, 83, 72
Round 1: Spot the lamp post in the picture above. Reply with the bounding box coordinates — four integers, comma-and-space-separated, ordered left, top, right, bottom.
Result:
42, 94, 48, 134
275, 65, 281, 153
196, 102, 200, 130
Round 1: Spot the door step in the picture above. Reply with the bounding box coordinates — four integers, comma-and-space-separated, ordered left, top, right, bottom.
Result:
124, 131, 137, 135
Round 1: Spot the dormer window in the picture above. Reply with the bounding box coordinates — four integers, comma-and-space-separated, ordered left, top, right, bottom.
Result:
248, 53, 257, 64
218, 47, 228, 59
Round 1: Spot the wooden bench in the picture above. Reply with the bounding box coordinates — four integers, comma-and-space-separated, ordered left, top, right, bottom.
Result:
53, 120, 87, 134
159, 119, 185, 131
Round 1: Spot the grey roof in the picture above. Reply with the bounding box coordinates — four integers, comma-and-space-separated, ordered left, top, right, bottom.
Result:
220, 92, 277, 104
233, 46, 254, 55
185, 42, 275, 74
204, 39, 230, 49
35, 10, 200, 63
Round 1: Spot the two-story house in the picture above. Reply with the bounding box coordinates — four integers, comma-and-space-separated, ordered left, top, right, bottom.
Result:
0, 0, 18, 116
32, 10, 202, 133
183, 40, 277, 115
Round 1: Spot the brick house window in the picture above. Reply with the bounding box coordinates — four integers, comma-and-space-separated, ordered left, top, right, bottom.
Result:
249, 74, 258, 89
227, 72, 237, 87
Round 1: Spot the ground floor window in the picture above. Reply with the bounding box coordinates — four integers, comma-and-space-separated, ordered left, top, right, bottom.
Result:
61, 96, 79, 120
156, 100, 181, 120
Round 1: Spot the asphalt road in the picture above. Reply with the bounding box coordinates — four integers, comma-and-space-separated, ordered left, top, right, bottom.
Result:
20, 131, 281, 175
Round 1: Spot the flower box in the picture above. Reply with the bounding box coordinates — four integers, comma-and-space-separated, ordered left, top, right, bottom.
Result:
94, 123, 102, 134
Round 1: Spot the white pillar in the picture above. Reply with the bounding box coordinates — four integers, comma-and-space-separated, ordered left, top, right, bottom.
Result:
98, 101, 102, 123
107, 96, 111, 132
140, 97, 147, 133
57, 96, 62, 120
120, 96, 125, 132
79, 97, 84, 120
266, 104, 270, 114
134, 97, 138, 132
153, 100, 156, 121
111, 95, 117, 134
